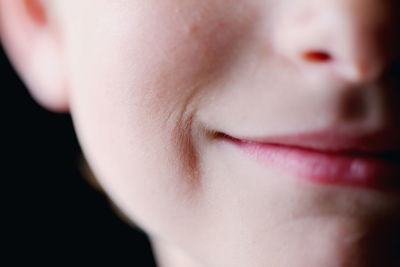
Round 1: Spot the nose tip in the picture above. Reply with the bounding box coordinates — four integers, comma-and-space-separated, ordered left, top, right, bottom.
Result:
304, 51, 386, 84
273, 0, 397, 84
300, 43, 388, 84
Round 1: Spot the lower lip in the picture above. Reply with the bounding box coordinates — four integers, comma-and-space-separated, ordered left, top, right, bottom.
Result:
223, 136, 400, 191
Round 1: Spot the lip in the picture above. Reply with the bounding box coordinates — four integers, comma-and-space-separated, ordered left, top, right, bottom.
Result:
218, 131, 400, 191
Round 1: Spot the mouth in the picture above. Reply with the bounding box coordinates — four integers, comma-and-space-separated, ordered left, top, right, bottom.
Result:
216, 131, 400, 192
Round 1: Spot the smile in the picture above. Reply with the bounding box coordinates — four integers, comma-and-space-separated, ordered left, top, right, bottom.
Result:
217, 131, 400, 192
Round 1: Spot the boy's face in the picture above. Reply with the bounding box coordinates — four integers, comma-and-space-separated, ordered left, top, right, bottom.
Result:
4, 0, 400, 266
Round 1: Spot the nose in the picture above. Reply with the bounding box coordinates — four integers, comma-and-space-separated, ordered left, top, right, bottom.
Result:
273, 0, 399, 84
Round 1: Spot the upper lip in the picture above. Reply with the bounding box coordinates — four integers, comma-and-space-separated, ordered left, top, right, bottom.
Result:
222, 129, 400, 157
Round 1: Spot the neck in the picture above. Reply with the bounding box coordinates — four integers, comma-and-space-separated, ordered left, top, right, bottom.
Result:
151, 237, 204, 267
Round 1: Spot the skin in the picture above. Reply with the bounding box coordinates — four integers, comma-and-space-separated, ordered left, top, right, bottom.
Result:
1, 0, 400, 266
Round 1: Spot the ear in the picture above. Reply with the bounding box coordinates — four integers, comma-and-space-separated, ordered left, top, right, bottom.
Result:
0, 0, 68, 112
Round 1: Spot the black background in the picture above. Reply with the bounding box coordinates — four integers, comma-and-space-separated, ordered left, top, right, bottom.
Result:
1, 44, 157, 265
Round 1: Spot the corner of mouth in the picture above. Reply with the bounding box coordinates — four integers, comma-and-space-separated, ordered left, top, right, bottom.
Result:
215, 131, 400, 161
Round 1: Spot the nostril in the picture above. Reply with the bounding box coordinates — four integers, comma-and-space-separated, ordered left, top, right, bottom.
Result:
303, 50, 333, 63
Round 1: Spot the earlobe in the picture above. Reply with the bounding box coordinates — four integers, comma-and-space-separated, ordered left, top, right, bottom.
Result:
0, 0, 69, 112
24, 0, 46, 25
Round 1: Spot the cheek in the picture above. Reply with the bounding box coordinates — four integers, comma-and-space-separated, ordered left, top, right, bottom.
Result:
63, 1, 253, 238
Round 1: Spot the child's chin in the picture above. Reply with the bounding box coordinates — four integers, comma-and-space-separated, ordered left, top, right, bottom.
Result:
193, 216, 399, 267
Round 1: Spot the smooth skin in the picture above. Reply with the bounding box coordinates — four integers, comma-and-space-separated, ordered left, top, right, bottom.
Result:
1, 1, 400, 266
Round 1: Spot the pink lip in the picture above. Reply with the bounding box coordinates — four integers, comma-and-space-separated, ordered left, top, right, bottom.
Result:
220, 132, 400, 191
